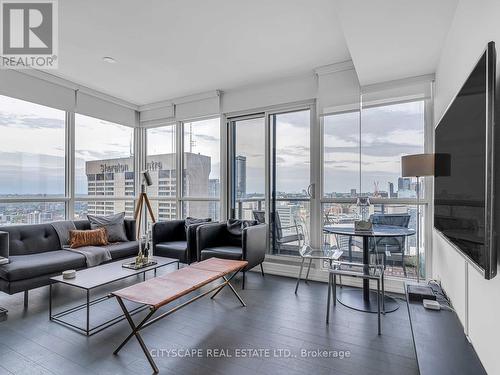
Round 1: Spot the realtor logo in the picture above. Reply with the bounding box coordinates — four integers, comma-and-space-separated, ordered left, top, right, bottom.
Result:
0, 0, 58, 68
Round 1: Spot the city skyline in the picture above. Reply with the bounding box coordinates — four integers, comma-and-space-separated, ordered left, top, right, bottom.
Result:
0, 95, 424, 197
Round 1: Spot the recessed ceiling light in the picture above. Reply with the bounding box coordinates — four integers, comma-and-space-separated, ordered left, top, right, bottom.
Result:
102, 56, 117, 64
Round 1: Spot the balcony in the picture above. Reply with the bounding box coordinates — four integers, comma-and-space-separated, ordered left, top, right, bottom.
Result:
235, 198, 423, 280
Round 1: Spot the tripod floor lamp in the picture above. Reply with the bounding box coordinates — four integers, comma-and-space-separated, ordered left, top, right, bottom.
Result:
134, 170, 156, 239
401, 153, 434, 282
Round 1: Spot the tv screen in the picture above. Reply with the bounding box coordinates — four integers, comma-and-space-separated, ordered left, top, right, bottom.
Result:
434, 42, 497, 279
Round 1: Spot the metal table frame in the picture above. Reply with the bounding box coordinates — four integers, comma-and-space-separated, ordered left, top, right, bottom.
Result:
113, 268, 246, 374
49, 259, 179, 336
323, 225, 415, 313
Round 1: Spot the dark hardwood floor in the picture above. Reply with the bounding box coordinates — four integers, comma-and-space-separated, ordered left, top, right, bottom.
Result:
0, 264, 418, 375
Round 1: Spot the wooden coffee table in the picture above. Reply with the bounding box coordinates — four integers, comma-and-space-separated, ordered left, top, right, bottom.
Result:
49, 257, 179, 336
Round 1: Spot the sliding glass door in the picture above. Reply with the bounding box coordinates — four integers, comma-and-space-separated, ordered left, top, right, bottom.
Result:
270, 110, 311, 255
229, 115, 266, 221
229, 107, 314, 256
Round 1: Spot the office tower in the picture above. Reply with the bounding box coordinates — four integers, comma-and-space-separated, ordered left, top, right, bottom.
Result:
85, 152, 211, 220
389, 182, 395, 198
235, 155, 247, 198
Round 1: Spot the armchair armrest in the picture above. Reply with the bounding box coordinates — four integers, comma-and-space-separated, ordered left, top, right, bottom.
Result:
196, 222, 226, 261
152, 220, 185, 248
124, 219, 137, 241
186, 221, 212, 263
0, 231, 8, 260
242, 224, 267, 270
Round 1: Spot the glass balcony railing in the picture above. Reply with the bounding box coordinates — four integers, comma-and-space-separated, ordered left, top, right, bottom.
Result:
234, 198, 425, 280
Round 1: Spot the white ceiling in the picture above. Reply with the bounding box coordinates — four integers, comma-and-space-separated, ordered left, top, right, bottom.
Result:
53, 0, 458, 106
333, 0, 458, 86
57, 0, 350, 105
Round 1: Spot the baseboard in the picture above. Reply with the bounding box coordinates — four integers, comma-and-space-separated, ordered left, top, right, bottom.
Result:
251, 259, 407, 294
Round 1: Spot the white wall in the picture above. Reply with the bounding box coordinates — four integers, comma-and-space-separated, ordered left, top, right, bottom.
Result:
433, 1, 500, 374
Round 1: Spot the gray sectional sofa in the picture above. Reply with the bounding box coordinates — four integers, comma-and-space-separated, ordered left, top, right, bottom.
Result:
0, 219, 139, 307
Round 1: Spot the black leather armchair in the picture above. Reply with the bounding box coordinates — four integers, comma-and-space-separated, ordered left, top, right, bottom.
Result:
152, 219, 211, 264
196, 221, 267, 289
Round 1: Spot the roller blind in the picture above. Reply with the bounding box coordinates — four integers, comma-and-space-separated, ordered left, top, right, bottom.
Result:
139, 103, 175, 127
76, 91, 138, 127
0, 69, 75, 111
317, 65, 360, 115
361, 76, 433, 108
174, 92, 220, 121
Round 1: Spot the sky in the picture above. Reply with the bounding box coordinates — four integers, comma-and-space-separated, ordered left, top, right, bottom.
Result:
324, 101, 424, 194
0, 95, 424, 196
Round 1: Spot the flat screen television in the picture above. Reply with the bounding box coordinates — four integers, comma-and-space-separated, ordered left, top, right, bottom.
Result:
434, 41, 497, 279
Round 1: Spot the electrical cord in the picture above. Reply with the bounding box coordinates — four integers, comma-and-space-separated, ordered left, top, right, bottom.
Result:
426, 279, 453, 309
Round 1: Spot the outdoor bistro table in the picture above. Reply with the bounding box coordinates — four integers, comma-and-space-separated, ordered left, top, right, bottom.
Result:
323, 225, 415, 313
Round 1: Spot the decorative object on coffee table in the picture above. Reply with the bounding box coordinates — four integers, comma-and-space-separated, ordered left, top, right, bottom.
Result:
136, 236, 146, 267
122, 259, 158, 270
134, 170, 156, 239
62, 270, 76, 279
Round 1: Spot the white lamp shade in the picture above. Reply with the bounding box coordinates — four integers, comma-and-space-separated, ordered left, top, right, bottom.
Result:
401, 153, 434, 177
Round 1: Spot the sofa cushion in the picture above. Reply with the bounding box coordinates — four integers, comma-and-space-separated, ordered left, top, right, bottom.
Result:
155, 241, 188, 262
226, 219, 258, 236
74, 219, 136, 242
0, 224, 61, 256
88, 213, 129, 243
184, 217, 211, 233
105, 241, 140, 260
200, 246, 243, 261
0, 250, 86, 282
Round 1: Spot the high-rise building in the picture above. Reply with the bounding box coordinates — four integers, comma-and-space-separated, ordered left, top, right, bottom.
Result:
235, 155, 247, 198
208, 178, 220, 220
84, 152, 212, 221
397, 177, 416, 198
398, 177, 411, 191
388, 182, 395, 198
27, 211, 41, 225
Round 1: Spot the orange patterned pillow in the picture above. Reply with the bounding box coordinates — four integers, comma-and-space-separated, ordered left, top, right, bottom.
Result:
69, 228, 108, 249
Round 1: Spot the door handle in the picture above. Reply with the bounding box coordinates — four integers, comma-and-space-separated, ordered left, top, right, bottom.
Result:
307, 183, 315, 199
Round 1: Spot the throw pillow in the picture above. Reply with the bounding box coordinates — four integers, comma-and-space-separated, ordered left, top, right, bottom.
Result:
87, 212, 128, 243
184, 217, 211, 231
69, 228, 108, 249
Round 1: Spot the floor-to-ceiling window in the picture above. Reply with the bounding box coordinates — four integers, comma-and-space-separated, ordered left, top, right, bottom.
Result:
0, 95, 66, 225
146, 124, 177, 221
182, 117, 221, 220
74, 114, 135, 219
231, 116, 266, 221
322, 100, 428, 279
271, 109, 311, 255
